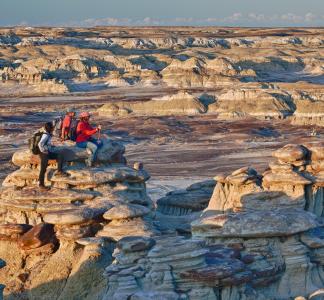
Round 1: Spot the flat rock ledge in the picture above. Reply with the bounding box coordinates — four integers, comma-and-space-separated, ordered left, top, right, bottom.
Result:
192, 209, 321, 238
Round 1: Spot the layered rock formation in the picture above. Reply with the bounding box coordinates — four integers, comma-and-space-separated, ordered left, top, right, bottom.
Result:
0, 138, 155, 299
156, 179, 216, 233
208, 88, 294, 119
3, 136, 324, 299
104, 143, 324, 299
191, 143, 324, 299
2, 27, 324, 124
98, 91, 207, 117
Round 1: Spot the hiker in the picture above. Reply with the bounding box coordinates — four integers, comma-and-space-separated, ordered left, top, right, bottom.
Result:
38, 122, 68, 190
76, 112, 102, 167
61, 109, 76, 141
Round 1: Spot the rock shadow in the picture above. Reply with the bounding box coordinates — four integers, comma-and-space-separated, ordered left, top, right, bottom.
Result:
3, 244, 113, 300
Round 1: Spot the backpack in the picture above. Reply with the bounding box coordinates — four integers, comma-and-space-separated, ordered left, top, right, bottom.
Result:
68, 118, 80, 142
28, 131, 43, 155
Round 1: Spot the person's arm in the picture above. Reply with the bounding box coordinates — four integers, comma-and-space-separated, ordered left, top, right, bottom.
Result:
81, 123, 98, 136
38, 134, 49, 153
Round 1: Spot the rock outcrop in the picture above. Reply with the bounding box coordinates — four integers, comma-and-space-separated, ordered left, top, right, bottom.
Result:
208, 88, 294, 119
103, 142, 324, 299
0, 138, 155, 299
2, 27, 324, 124
156, 179, 216, 233
98, 91, 207, 117
191, 142, 324, 299
291, 98, 324, 126
3, 139, 324, 299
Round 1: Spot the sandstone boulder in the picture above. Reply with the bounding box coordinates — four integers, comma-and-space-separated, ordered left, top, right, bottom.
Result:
156, 179, 216, 232
98, 91, 207, 117
304, 142, 324, 161
0, 224, 32, 239
272, 144, 308, 164
192, 209, 320, 238
263, 170, 312, 186
103, 204, 150, 220
44, 207, 107, 225
18, 223, 55, 250
12, 139, 125, 167
117, 236, 156, 252
51, 166, 150, 187
2, 167, 54, 188
0, 187, 95, 203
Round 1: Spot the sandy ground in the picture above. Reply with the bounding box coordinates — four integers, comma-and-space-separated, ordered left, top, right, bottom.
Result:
1, 89, 322, 200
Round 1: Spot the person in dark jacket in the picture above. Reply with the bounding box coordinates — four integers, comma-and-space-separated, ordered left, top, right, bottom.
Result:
76, 112, 102, 167
38, 122, 67, 190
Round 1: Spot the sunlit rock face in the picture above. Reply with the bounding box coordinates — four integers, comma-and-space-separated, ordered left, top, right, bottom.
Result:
3, 134, 324, 299
3, 25, 324, 300
1, 27, 324, 124
0, 138, 156, 299
96, 143, 324, 300
189, 142, 324, 299
98, 91, 207, 117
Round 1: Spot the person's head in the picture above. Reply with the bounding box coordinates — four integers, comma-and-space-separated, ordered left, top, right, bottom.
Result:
79, 111, 90, 122
44, 122, 54, 134
66, 108, 76, 117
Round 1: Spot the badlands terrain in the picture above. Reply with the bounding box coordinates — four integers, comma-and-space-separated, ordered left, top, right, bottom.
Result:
1, 26, 324, 194
1, 26, 324, 299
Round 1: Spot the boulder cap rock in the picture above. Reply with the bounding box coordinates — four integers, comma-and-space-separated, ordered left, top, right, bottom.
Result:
76, 237, 106, 246
103, 204, 151, 220
44, 207, 107, 225
192, 209, 320, 238
263, 170, 312, 186
231, 167, 257, 177
272, 144, 308, 163
12, 139, 125, 167
0, 224, 32, 237
51, 166, 149, 186
117, 236, 156, 252
237, 190, 306, 211
18, 223, 55, 250
268, 161, 293, 173
303, 142, 324, 161
0, 186, 95, 203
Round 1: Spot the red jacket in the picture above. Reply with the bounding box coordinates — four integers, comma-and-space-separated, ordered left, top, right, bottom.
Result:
61, 115, 71, 139
76, 121, 98, 143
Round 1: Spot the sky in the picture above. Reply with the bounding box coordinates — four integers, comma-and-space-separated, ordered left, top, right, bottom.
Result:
1, 0, 324, 27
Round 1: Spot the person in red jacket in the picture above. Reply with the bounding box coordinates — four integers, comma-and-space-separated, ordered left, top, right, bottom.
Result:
76, 112, 102, 167
61, 109, 76, 141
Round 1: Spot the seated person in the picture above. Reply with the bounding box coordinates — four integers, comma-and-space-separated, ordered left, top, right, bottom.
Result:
75, 112, 102, 167
61, 108, 76, 141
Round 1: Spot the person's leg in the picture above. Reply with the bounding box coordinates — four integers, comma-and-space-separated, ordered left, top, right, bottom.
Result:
76, 141, 88, 149
89, 137, 103, 149
48, 152, 63, 172
39, 152, 49, 186
85, 141, 98, 166
96, 139, 103, 149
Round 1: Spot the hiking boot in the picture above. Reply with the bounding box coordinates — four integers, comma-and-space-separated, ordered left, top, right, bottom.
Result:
39, 185, 50, 191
